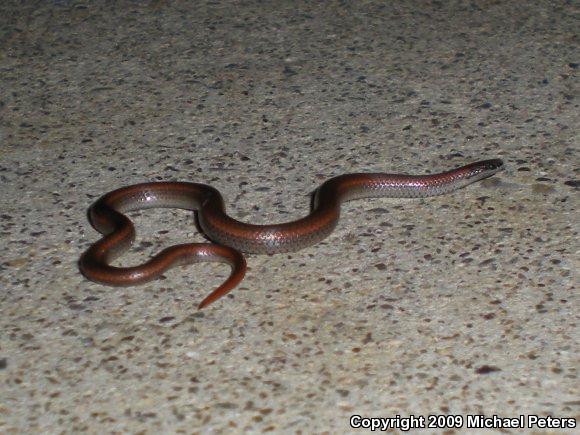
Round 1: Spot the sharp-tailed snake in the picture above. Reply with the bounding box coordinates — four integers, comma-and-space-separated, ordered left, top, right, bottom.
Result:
79, 158, 504, 308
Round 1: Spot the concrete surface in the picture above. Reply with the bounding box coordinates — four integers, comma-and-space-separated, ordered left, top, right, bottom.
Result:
1, 0, 578, 433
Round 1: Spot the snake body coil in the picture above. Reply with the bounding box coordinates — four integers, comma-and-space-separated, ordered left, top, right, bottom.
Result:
79, 159, 504, 308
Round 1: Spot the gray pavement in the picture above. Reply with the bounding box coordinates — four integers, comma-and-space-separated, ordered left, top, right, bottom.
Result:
1, 1, 578, 433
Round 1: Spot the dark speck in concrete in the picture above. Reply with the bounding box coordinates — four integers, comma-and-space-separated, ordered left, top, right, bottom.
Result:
475, 365, 501, 375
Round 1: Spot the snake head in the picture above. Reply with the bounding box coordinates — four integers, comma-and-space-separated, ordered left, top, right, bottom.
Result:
463, 159, 504, 181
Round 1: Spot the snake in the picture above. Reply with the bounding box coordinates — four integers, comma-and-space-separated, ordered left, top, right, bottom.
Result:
79, 158, 503, 308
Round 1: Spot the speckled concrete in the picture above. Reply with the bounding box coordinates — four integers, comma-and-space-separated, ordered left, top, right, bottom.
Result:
1, 0, 578, 433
